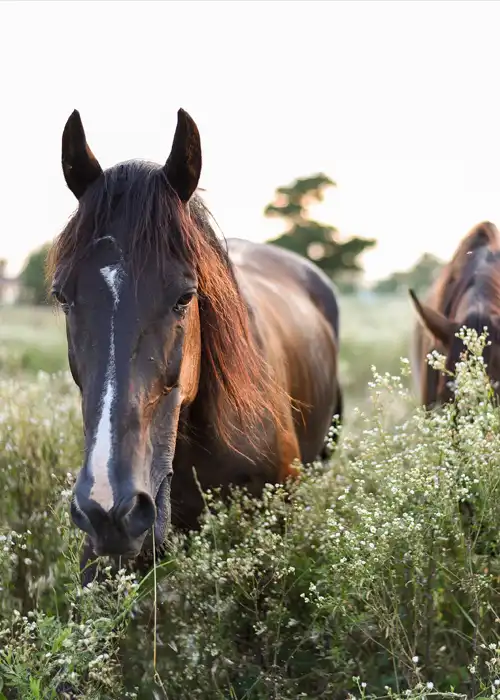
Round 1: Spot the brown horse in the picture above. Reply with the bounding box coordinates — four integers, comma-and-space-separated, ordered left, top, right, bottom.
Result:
47, 108, 342, 566
409, 221, 500, 407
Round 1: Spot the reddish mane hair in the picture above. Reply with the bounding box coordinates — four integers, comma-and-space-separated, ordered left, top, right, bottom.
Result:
433, 221, 500, 318
46, 161, 287, 447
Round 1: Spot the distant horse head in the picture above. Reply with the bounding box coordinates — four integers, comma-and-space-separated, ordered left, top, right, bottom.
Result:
410, 222, 500, 406
48, 109, 279, 558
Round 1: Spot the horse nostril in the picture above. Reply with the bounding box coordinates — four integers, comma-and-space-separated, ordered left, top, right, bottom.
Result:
115, 492, 156, 539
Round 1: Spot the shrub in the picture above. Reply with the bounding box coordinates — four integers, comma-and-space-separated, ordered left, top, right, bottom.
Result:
2, 329, 500, 698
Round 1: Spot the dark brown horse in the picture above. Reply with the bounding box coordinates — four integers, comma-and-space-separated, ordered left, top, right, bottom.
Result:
47, 108, 342, 566
410, 221, 500, 407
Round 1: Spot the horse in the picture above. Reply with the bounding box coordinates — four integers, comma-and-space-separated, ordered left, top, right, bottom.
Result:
47, 107, 343, 571
409, 221, 500, 408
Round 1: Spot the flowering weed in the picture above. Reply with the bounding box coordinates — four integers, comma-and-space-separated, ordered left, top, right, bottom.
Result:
1, 326, 500, 698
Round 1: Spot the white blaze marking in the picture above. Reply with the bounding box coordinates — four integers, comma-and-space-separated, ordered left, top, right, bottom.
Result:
88, 264, 122, 511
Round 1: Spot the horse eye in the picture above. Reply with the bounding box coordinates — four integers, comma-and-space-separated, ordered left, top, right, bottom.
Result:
51, 288, 70, 313
174, 291, 196, 313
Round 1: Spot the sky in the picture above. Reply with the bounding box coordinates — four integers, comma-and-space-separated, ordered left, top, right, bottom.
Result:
2, 0, 500, 281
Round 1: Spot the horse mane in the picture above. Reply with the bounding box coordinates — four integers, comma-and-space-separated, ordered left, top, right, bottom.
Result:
47, 160, 287, 448
432, 221, 500, 318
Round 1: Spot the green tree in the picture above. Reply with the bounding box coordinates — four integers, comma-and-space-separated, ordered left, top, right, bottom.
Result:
264, 173, 376, 280
19, 243, 52, 305
373, 253, 443, 295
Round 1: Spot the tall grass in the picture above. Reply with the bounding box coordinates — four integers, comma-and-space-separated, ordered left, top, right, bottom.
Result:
2, 301, 500, 698
0, 306, 67, 375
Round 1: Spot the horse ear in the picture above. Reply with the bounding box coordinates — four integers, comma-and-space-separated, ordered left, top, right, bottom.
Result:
164, 108, 202, 203
409, 289, 457, 347
62, 110, 103, 200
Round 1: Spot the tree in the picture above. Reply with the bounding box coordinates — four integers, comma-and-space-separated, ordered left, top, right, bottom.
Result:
19, 243, 52, 305
373, 253, 443, 295
264, 173, 376, 281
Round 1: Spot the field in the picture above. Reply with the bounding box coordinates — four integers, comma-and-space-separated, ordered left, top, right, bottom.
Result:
2, 297, 500, 699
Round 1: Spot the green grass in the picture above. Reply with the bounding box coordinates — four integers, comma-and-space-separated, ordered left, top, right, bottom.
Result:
339, 294, 414, 411
0, 305, 67, 375
4, 298, 499, 699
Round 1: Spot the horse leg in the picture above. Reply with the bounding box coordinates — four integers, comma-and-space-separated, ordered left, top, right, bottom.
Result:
334, 385, 343, 437
319, 383, 343, 462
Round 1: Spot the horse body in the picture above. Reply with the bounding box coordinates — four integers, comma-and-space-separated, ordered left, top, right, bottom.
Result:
410, 221, 500, 406
170, 238, 341, 531
227, 239, 341, 459
49, 108, 342, 563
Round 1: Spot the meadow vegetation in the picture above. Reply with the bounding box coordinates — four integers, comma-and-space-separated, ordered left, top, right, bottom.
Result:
2, 297, 500, 699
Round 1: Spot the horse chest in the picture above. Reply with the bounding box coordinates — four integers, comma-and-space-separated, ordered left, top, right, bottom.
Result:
170, 434, 277, 528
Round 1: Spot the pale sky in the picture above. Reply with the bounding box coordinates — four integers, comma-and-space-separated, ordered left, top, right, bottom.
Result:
2, 0, 500, 281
